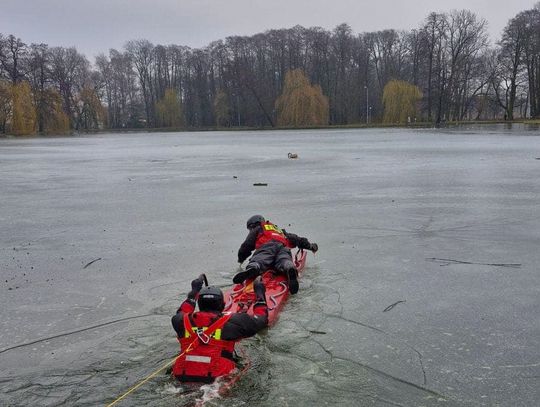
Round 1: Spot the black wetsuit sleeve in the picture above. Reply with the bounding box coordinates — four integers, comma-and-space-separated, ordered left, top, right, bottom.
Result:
283, 230, 312, 250
238, 226, 260, 263
171, 297, 196, 338
171, 311, 186, 338
221, 313, 268, 340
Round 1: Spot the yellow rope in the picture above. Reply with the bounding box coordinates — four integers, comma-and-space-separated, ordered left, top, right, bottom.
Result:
105, 356, 176, 407
106, 341, 195, 407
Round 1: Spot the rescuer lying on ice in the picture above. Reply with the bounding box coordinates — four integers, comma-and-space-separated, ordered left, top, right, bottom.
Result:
171, 275, 268, 382
233, 215, 318, 294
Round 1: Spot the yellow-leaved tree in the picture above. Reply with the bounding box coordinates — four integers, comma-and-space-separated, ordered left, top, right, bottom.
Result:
275, 69, 329, 127
79, 86, 106, 130
155, 88, 183, 128
42, 89, 70, 134
12, 81, 37, 136
382, 80, 422, 124
0, 80, 12, 133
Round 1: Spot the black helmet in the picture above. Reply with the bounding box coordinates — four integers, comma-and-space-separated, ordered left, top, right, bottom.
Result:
247, 214, 265, 230
197, 286, 225, 312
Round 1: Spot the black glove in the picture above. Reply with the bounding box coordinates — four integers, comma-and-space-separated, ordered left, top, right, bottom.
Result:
298, 237, 310, 248
188, 275, 205, 299
191, 275, 205, 292
310, 243, 318, 253
253, 276, 266, 302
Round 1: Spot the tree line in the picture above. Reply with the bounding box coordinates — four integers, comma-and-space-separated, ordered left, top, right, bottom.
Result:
1, 4, 540, 135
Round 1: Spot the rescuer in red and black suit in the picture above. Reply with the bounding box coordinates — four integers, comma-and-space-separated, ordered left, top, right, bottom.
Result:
233, 215, 318, 294
171, 275, 268, 382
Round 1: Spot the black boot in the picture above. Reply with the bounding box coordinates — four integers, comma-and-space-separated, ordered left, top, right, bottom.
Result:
233, 265, 260, 284
286, 268, 299, 294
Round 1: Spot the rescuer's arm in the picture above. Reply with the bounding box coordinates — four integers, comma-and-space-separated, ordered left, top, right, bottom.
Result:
283, 230, 318, 252
176, 275, 205, 314
237, 226, 259, 263
171, 276, 205, 337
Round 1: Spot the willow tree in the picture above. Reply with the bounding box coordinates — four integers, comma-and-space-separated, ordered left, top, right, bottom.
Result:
275, 69, 329, 127
42, 88, 69, 134
79, 86, 105, 130
0, 80, 12, 133
382, 80, 423, 124
155, 88, 184, 128
12, 81, 37, 135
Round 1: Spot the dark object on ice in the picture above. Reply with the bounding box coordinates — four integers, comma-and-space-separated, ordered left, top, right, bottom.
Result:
233, 176, 238, 179
83, 257, 102, 269
426, 257, 521, 268
383, 300, 406, 312
288, 153, 298, 159
536, 158, 540, 160
253, 183, 268, 186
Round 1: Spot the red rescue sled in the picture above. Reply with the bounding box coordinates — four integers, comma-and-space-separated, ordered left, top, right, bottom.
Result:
223, 249, 307, 324
217, 249, 308, 395
171, 249, 307, 402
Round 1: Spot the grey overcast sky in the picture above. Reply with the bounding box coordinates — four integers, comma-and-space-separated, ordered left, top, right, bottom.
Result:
0, 0, 537, 60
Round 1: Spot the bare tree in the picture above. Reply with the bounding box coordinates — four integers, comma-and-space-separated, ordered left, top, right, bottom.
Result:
49, 46, 90, 129
0, 34, 27, 83
417, 12, 448, 122
492, 13, 527, 119
27, 43, 50, 132
125, 40, 155, 126
520, 6, 540, 117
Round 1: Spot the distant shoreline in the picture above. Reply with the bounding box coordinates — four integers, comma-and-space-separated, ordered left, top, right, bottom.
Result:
1, 120, 539, 139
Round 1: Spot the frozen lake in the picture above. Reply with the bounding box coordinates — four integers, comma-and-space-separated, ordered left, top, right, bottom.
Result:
1, 125, 539, 406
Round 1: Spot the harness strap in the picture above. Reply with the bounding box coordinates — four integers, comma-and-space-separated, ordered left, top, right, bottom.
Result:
183, 313, 233, 347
